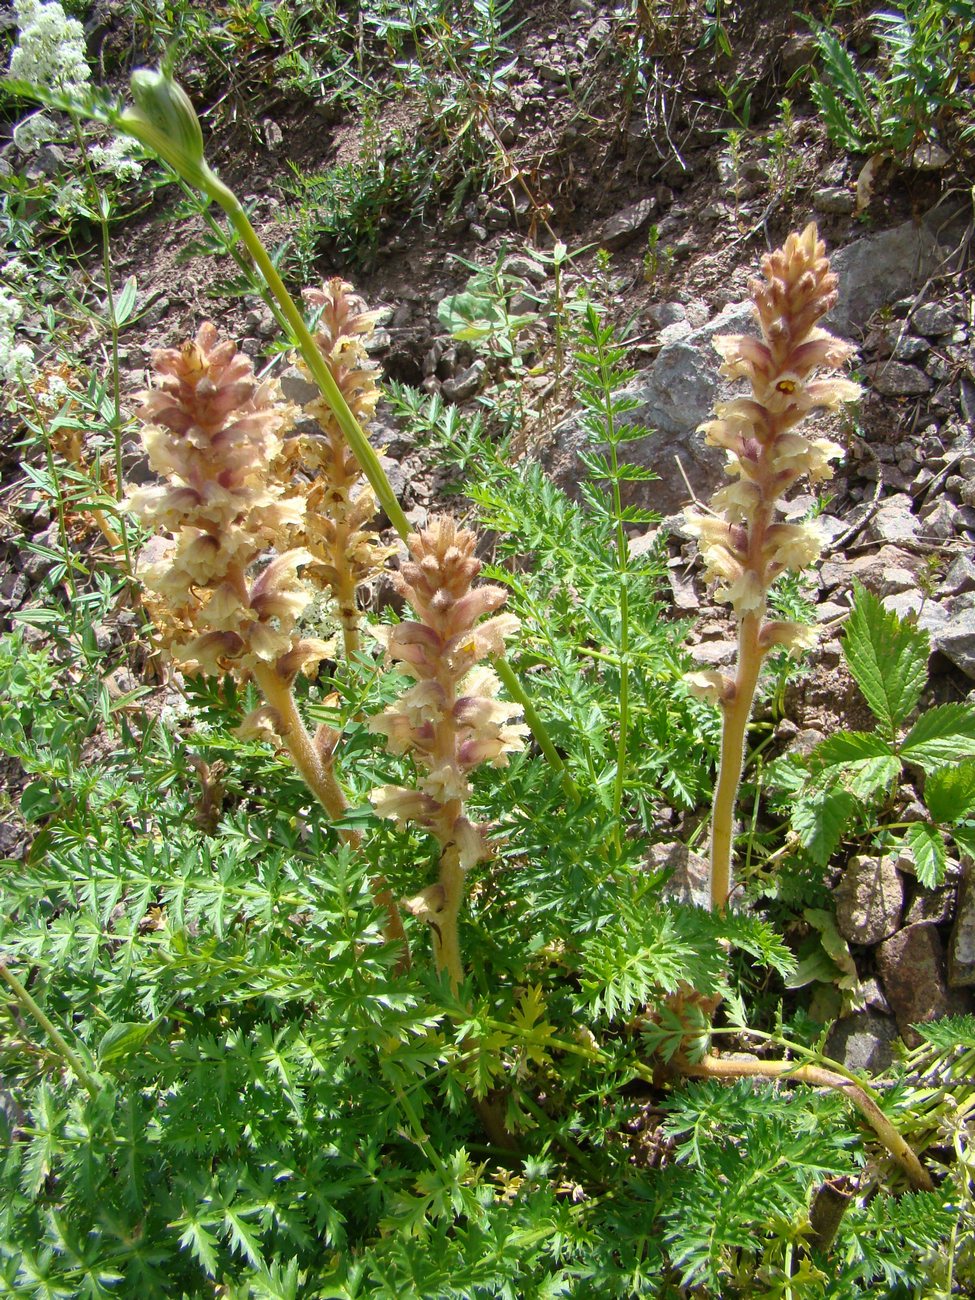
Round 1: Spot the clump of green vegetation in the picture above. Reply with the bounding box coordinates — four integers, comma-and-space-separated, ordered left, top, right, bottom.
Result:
1, 16, 974, 1298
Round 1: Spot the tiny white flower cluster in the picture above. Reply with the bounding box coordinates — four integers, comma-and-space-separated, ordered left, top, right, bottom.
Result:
0, 291, 36, 392
88, 136, 143, 182
9, 0, 91, 96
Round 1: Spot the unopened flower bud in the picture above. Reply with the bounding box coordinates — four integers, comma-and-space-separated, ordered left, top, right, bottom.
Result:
123, 67, 208, 183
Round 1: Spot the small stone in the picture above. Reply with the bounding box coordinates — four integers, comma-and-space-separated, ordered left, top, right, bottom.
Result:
794, 728, 826, 756
690, 639, 737, 667
441, 360, 486, 403
0, 570, 28, 611
261, 119, 283, 152
502, 254, 547, 285
469, 223, 488, 242
933, 608, 975, 679
911, 303, 955, 337
940, 554, 975, 596
536, 61, 566, 83
646, 302, 687, 330
920, 498, 959, 541
891, 335, 929, 361
834, 854, 903, 945
882, 590, 949, 636
860, 977, 891, 1013
907, 140, 951, 171
865, 361, 934, 396
868, 495, 919, 546
949, 863, 975, 987
826, 1011, 899, 1074
876, 922, 950, 1046
812, 186, 854, 216
647, 841, 709, 909
278, 365, 319, 406
601, 198, 656, 251
926, 355, 950, 381
906, 883, 956, 926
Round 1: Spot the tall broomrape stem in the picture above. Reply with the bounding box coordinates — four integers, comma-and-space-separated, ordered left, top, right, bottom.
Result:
681, 1054, 934, 1192
368, 517, 526, 989
684, 224, 861, 911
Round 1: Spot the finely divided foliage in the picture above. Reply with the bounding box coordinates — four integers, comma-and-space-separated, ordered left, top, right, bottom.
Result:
0, 16, 973, 1299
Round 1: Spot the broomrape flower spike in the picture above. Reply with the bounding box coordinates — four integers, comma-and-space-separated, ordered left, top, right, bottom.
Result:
685, 223, 860, 912
276, 279, 397, 659
131, 324, 408, 949
368, 516, 526, 988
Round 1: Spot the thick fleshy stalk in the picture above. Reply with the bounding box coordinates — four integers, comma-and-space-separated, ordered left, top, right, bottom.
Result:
685, 224, 860, 911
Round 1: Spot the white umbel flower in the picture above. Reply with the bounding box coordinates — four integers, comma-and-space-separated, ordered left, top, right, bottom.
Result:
9, 0, 91, 96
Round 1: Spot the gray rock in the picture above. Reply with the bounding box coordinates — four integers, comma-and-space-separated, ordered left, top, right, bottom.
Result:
906, 884, 956, 926
940, 554, 975, 597
646, 301, 687, 330
689, 638, 737, 667
812, 186, 855, 216
920, 499, 959, 542
279, 364, 320, 406
949, 863, 975, 986
933, 607, 975, 678
882, 590, 950, 636
828, 220, 945, 338
820, 545, 922, 596
601, 198, 657, 251
441, 360, 486, 403
502, 254, 548, 285
912, 303, 954, 337
834, 853, 903, 945
891, 335, 929, 361
647, 840, 710, 909
0, 570, 28, 611
876, 922, 950, 1046
865, 360, 934, 396
907, 140, 951, 171
826, 1011, 899, 1074
868, 494, 919, 546
261, 118, 283, 152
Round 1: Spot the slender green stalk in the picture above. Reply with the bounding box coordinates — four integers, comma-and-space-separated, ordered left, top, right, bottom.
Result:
0, 962, 99, 1098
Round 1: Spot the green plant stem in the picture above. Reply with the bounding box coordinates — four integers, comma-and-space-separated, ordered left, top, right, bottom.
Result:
493, 658, 578, 802
0, 962, 99, 1098
198, 173, 411, 541
710, 609, 765, 911
482, 1016, 933, 1191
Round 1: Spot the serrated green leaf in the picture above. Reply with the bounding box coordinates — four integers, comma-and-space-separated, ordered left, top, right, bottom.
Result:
841, 585, 928, 739
815, 730, 895, 766
952, 823, 975, 861
178, 1218, 220, 1277
901, 704, 975, 773
905, 822, 947, 888
924, 762, 975, 825
792, 787, 857, 867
